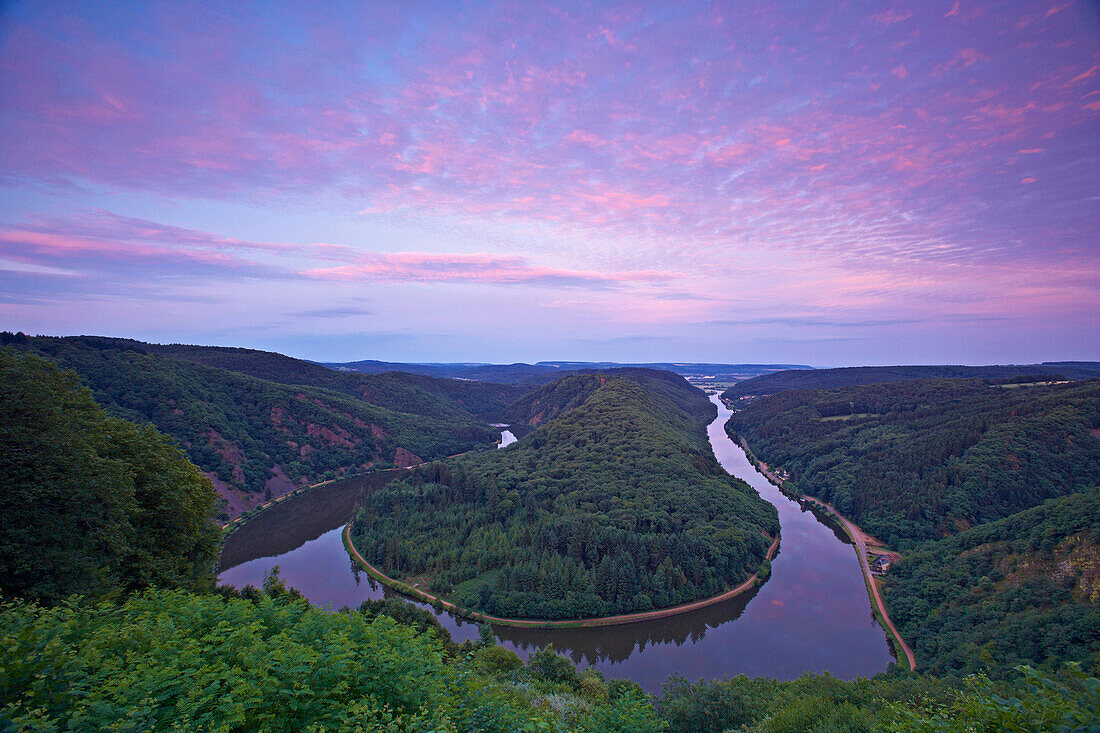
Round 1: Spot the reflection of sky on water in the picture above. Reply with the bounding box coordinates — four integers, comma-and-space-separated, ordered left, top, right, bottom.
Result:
218, 396, 893, 692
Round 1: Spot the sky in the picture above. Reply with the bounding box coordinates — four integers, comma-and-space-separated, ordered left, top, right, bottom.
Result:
1, 1, 1097, 366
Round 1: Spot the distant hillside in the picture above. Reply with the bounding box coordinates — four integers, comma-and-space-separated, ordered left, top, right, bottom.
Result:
541, 361, 812, 384
351, 370, 779, 619
506, 367, 715, 431
723, 363, 1100, 398
728, 378, 1100, 548
5, 335, 505, 520
324, 359, 563, 383
145, 342, 530, 421
325, 358, 812, 385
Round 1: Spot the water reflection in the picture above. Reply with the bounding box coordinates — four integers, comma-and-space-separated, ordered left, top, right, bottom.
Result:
218, 395, 894, 692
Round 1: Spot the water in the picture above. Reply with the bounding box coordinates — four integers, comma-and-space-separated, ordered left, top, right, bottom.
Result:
218, 394, 894, 691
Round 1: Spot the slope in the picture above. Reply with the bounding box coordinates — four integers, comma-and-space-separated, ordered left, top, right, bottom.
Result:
727, 378, 1100, 548
728, 377, 1100, 676
0, 348, 219, 604
724, 363, 1100, 398
7, 335, 501, 520
886, 490, 1100, 676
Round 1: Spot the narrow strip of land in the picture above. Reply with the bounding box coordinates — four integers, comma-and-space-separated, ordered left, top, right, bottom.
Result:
343, 522, 780, 628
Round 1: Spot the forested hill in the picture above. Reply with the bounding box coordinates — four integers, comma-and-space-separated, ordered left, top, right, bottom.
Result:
728, 378, 1100, 547
505, 368, 714, 433
724, 362, 1100, 398
351, 372, 779, 620
728, 377, 1100, 675
3, 335, 509, 520
63, 337, 530, 423
886, 490, 1100, 676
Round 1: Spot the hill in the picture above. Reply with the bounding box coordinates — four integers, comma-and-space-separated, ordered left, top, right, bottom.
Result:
886, 490, 1100, 676
350, 371, 779, 620
724, 363, 1100, 398
727, 378, 1100, 548
728, 377, 1100, 676
4, 335, 508, 520
144, 342, 530, 421
0, 348, 219, 604
505, 367, 716, 429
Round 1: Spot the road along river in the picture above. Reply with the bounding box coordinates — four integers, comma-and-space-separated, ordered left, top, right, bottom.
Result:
218, 394, 895, 692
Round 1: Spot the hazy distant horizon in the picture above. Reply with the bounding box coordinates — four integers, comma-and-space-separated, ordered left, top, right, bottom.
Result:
2, 2, 1097, 366
7, 329, 1099, 372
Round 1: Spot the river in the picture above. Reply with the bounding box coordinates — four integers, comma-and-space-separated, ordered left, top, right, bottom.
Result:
217, 394, 894, 692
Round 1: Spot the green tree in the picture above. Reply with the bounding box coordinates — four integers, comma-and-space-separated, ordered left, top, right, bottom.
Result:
0, 348, 219, 603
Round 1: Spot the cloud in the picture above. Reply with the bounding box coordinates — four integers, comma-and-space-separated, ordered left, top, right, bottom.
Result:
303, 253, 678, 288
290, 306, 375, 318
0, 2, 1096, 363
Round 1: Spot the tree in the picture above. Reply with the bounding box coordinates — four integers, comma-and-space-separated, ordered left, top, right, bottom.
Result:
0, 348, 220, 603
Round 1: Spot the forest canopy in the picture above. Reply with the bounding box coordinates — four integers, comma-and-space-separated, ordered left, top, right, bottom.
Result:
351, 372, 779, 620
0, 348, 220, 604
4, 335, 516, 518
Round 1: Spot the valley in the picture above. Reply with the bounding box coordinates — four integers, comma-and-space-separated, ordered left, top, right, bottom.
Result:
4, 340, 1098, 729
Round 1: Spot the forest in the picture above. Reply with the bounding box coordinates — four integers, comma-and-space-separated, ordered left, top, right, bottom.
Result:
886, 490, 1100, 676
729, 377, 1100, 677
1, 335, 518, 519
728, 378, 1100, 547
724, 362, 1100, 398
351, 372, 780, 619
0, 348, 220, 604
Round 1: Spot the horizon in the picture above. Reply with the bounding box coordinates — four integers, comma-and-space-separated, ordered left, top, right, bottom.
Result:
2, 1, 1098, 365
8, 330, 1100, 371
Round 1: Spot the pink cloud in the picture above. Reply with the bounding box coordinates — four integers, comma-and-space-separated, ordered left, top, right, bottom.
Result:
304, 253, 678, 287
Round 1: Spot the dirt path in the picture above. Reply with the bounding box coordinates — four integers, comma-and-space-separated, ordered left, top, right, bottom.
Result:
343, 523, 780, 629
799, 496, 917, 671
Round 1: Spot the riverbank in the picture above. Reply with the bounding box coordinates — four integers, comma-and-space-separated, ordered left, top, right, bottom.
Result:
344, 522, 780, 629
733, 433, 916, 671
220, 466, 410, 537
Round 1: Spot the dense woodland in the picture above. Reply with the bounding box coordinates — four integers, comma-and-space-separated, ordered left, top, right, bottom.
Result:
1, 334, 515, 518
149, 341, 531, 421
0, 348, 219, 604
886, 490, 1100, 676
729, 377, 1100, 677
728, 379, 1100, 546
352, 372, 780, 619
724, 363, 1100, 398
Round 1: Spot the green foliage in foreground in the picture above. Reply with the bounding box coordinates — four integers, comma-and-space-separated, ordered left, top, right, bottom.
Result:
0, 589, 665, 733
886, 490, 1100, 677
0, 348, 219, 605
5, 584, 1097, 732
352, 374, 779, 619
655, 666, 1100, 733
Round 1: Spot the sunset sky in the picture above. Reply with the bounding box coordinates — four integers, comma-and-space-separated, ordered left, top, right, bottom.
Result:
1, 1, 1097, 365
